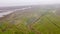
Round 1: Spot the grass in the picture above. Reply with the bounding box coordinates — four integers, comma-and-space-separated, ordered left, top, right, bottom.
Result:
0, 11, 60, 34
32, 12, 60, 34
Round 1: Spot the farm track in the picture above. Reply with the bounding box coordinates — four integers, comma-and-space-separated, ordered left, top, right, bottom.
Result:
27, 12, 48, 34
46, 16, 60, 28
27, 12, 60, 34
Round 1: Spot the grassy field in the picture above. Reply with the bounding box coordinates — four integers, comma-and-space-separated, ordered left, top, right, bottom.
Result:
0, 9, 60, 34
32, 12, 60, 34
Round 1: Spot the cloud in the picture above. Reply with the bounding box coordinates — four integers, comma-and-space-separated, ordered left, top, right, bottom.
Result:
0, 0, 60, 6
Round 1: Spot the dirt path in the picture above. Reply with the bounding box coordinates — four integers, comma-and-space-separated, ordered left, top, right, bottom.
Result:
27, 12, 48, 34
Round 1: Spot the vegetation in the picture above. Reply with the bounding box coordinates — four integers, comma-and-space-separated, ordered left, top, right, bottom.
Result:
0, 7, 60, 34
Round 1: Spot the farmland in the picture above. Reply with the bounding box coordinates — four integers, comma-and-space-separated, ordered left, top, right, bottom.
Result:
0, 5, 60, 34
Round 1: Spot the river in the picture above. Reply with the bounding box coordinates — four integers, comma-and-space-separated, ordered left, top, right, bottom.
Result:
0, 7, 31, 17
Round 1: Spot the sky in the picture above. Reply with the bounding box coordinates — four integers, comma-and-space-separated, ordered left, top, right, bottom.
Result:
0, 0, 60, 7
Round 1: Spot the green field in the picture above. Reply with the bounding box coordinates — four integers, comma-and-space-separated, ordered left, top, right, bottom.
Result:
0, 10, 60, 34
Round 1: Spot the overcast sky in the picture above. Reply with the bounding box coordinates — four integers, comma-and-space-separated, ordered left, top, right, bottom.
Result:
0, 0, 60, 7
